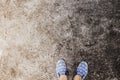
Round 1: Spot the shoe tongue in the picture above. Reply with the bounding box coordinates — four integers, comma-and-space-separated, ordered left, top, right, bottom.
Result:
76, 71, 84, 78
59, 70, 68, 77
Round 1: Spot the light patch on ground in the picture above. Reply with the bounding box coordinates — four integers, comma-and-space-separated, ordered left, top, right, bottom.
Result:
0, 0, 58, 80
0, 49, 3, 57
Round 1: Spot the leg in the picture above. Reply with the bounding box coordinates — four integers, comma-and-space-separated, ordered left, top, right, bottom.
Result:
56, 60, 68, 80
74, 75, 82, 80
60, 75, 68, 80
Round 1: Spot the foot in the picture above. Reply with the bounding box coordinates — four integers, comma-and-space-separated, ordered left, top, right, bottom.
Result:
76, 61, 88, 80
56, 60, 68, 79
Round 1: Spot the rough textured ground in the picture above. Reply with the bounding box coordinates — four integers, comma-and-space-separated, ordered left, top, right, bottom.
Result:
0, 0, 120, 80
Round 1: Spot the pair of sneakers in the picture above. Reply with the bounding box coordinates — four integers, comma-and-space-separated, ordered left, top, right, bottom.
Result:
56, 60, 88, 80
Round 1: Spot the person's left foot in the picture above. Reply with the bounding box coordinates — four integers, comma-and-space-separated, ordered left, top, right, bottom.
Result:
56, 60, 68, 79
76, 61, 88, 80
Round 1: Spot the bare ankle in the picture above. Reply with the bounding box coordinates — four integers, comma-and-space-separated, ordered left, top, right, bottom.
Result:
74, 75, 82, 80
60, 75, 67, 80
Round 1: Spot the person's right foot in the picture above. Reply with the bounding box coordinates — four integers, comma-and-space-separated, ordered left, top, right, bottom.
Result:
76, 61, 88, 80
56, 60, 68, 79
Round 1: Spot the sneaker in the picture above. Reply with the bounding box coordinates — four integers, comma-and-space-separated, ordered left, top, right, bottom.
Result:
56, 60, 68, 79
76, 61, 88, 80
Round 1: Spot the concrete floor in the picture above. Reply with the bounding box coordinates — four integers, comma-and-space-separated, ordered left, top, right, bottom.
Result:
0, 0, 120, 80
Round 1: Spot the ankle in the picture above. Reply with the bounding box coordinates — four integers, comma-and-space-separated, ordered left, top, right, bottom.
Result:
74, 75, 82, 80
60, 75, 67, 80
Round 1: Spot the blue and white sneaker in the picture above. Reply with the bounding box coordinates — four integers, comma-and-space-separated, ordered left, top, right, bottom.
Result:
76, 61, 88, 80
56, 60, 68, 79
